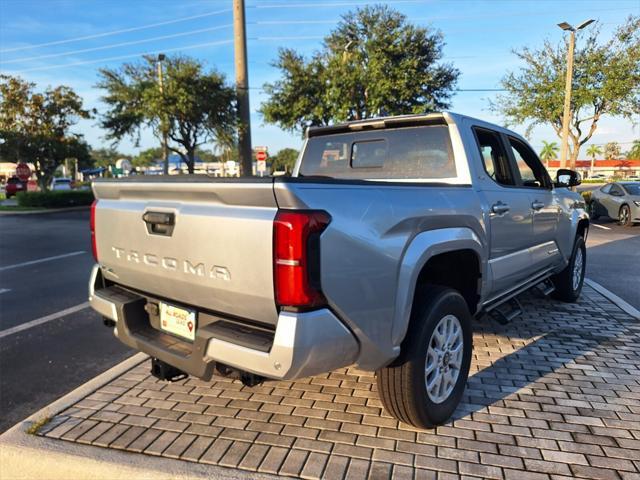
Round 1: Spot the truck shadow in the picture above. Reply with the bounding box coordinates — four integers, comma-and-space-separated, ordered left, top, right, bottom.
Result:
451, 285, 639, 422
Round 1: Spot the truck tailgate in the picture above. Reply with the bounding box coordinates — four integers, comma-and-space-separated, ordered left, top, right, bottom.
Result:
92, 178, 279, 326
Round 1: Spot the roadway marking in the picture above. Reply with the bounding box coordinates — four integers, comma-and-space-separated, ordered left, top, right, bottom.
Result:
0, 288, 11, 295
0, 251, 86, 272
0, 302, 90, 339
591, 224, 611, 230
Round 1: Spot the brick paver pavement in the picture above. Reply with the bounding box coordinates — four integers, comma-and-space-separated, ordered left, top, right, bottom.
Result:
39, 284, 640, 479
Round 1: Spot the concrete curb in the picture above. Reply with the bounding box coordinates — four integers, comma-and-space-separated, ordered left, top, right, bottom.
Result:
585, 277, 640, 320
0, 205, 90, 216
0, 353, 273, 479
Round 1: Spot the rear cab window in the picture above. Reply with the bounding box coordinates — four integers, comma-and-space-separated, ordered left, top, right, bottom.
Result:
299, 125, 457, 181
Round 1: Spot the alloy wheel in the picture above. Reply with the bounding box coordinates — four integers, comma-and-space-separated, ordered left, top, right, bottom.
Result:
425, 314, 463, 404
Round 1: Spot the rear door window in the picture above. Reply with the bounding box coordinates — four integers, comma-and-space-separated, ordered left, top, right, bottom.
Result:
300, 125, 455, 180
473, 128, 515, 186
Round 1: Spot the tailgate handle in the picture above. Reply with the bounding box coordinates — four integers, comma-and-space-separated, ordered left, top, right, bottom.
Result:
143, 211, 175, 236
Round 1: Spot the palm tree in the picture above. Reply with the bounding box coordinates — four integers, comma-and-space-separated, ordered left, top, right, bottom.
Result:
627, 139, 640, 160
539, 141, 559, 167
586, 144, 602, 177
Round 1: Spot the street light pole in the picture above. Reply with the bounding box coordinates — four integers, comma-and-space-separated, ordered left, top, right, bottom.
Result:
233, 0, 253, 177
157, 53, 169, 175
557, 19, 594, 170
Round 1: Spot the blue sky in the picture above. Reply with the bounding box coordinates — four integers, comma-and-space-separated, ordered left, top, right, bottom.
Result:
1, 0, 638, 158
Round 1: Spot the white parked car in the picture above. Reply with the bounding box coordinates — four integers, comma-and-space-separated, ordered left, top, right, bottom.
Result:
50, 178, 73, 191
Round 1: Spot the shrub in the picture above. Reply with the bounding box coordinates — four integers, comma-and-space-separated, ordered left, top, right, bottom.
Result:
16, 190, 94, 208
581, 191, 592, 205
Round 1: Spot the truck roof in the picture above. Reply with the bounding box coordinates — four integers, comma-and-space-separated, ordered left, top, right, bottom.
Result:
304, 111, 521, 145
305, 112, 447, 138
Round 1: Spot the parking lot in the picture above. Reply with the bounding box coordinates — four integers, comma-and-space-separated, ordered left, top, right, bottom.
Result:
36, 284, 640, 479
1, 209, 639, 479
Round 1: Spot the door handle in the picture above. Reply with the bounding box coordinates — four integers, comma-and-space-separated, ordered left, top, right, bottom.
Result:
491, 202, 510, 215
142, 211, 175, 235
531, 201, 545, 211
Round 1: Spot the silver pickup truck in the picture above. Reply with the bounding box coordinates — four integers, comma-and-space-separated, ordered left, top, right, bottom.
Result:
89, 112, 589, 428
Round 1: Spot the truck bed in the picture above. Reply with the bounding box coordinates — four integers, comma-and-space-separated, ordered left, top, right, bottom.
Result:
92, 176, 279, 327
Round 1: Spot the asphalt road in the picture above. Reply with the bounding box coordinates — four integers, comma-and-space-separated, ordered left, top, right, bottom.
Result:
0, 208, 637, 433
0, 210, 132, 433
585, 216, 640, 310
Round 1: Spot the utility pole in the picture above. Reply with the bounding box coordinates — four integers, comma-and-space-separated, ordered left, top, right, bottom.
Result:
557, 19, 594, 170
157, 53, 169, 175
233, 0, 253, 177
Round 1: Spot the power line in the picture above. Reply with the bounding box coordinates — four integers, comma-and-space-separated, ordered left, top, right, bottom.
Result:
0, 9, 232, 54
1, 25, 233, 65
7, 40, 233, 73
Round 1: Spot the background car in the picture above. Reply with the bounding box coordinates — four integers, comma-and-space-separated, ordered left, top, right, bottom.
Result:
5, 176, 27, 198
590, 181, 640, 226
589, 174, 607, 180
50, 178, 73, 191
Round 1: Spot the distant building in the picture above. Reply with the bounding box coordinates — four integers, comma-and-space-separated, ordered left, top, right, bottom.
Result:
546, 159, 640, 179
143, 154, 240, 176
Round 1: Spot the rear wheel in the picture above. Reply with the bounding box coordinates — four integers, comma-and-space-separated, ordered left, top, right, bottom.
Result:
551, 236, 586, 302
376, 285, 472, 428
619, 205, 632, 227
589, 201, 600, 220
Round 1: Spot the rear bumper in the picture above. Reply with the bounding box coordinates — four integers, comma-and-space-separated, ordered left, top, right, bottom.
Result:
88, 265, 358, 381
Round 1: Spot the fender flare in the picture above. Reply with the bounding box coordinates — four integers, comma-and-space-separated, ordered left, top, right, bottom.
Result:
391, 227, 486, 347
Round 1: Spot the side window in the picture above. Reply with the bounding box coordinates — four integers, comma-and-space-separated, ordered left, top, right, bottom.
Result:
609, 184, 623, 196
600, 184, 612, 194
508, 137, 551, 189
473, 128, 515, 186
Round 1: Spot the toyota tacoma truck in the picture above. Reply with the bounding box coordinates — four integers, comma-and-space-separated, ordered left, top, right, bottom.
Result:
88, 112, 589, 428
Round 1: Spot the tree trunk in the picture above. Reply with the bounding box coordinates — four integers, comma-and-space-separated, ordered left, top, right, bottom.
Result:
569, 139, 581, 170
186, 149, 196, 174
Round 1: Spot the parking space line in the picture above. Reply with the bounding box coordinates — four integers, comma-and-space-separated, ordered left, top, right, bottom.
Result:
0, 302, 90, 339
0, 288, 11, 295
591, 224, 611, 230
0, 251, 86, 272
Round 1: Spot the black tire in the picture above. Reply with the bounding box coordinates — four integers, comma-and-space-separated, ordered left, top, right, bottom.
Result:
551, 236, 586, 302
589, 201, 600, 220
376, 285, 473, 429
618, 205, 632, 227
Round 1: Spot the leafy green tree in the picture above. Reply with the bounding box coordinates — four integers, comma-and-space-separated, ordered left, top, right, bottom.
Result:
626, 139, 640, 160
604, 142, 621, 160
490, 15, 640, 168
91, 147, 126, 168
539, 141, 559, 165
261, 5, 459, 133
194, 148, 219, 163
98, 55, 236, 174
132, 147, 162, 168
0, 75, 91, 190
586, 144, 602, 174
271, 148, 299, 174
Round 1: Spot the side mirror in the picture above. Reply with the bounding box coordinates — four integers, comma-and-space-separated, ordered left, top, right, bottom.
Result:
556, 169, 581, 187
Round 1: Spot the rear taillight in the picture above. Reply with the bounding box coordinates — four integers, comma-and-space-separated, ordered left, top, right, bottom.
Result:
90, 200, 98, 261
274, 210, 331, 309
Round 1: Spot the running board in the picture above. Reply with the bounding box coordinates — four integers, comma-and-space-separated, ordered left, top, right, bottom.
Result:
536, 278, 556, 297
489, 297, 523, 325
483, 271, 554, 313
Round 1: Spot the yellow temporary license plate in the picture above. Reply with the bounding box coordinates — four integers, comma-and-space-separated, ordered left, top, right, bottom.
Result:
159, 302, 196, 342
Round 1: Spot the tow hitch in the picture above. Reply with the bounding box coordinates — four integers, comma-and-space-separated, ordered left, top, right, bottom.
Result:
151, 357, 188, 382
